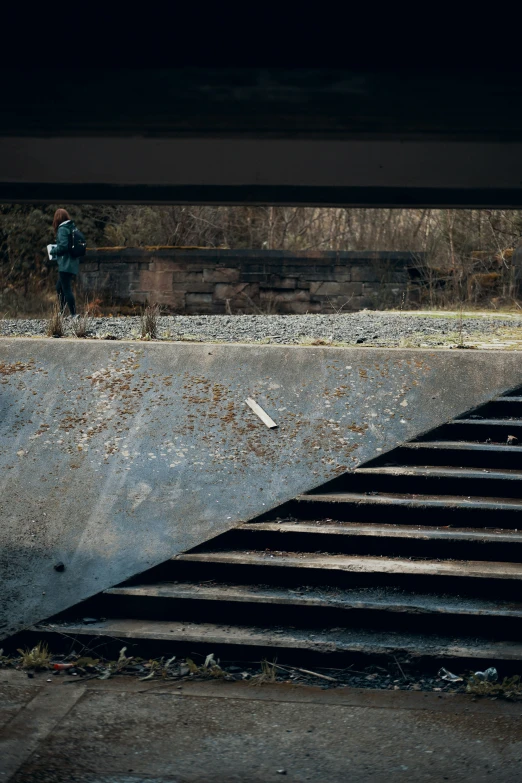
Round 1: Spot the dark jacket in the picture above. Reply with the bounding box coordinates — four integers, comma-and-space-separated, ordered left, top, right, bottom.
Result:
54, 220, 79, 275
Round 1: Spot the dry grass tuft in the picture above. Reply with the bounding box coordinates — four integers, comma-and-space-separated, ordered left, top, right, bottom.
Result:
71, 310, 94, 338
298, 336, 333, 346
46, 304, 65, 338
140, 303, 161, 340
250, 659, 278, 686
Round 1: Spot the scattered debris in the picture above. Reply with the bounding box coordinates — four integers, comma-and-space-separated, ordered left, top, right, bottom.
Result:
3, 642, 522, 701
275, 663, 338, 683
473, 667, 498, 683
139, 668, 157, 682
438, 667, 463, 683
245, 397, 278, 429
186, 654, 226, 679
53, 562, 66, 572
466, 674, 522, 699
393, 655, 409, 682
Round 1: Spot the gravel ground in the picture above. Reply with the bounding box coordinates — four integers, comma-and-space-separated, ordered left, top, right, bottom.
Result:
2, 311, 522, 347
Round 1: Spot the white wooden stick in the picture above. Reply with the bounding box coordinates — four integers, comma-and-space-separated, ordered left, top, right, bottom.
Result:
245, 398, 278, 429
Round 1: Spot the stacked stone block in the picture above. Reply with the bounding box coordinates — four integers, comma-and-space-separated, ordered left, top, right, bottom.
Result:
80, 249, 423, 314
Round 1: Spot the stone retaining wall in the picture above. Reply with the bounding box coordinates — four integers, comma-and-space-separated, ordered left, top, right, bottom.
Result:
79, 248, 423, 314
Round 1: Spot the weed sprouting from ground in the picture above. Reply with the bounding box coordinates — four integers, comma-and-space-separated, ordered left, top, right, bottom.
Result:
297, 336, 334, 347
466, 674, 522, 700
186, 654, 226, 679
17, 642, 51, 670
0, 649, 13, 667
176, 333, 201, 342
250, 659, 278, 686
46, 304, 65, 338
457, 302, 465, 347
140, 303, 161, 340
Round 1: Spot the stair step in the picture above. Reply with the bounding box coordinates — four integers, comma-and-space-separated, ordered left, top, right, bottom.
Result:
296, 492, 522, 511
373, 441, 522, 471
403, 441, 522, 452
240, 522, 522, 544
455, 419, 522, 426
33, 618, 522, 661
355, 466, 522, 480
458, 400, 522, 420
420, 420, 522, 444
177, 551, 522, 580
105, 582, 522, 618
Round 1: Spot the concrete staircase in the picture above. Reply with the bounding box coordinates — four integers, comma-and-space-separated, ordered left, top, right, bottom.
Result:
27, 385, 522, 666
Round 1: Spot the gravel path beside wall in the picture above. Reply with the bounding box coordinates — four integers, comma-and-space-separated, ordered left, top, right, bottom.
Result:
2, 312, 522, 347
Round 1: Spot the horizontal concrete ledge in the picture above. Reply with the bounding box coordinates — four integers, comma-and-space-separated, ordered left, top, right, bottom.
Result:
4, 668, 521, 715
4, 183, 522, 207
3, 139, 522, 186
5, 336, 522, 355
83, 248, 421, 262
4, 137, 522, 205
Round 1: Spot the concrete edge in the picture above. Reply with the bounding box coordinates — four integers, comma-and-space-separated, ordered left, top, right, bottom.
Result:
2, 671, 521, 717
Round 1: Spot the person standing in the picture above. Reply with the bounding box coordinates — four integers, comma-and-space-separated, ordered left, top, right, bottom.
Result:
51, 208, 80, 316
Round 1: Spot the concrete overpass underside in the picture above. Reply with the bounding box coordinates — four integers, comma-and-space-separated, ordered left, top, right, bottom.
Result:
2, 68, 522, 207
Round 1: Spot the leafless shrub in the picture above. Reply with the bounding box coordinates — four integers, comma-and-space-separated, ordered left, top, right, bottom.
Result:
239, 291, 280, 315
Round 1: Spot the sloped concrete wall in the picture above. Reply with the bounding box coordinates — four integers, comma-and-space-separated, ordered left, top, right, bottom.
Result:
2, 339, 522, 640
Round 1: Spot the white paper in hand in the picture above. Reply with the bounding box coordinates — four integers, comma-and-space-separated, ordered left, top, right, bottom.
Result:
47, 244, 57, 260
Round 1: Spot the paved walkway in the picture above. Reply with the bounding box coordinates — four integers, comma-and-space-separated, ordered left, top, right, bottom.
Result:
1, 671, 522, 782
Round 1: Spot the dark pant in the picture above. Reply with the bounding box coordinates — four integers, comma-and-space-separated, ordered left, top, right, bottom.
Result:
56, 272, 76, 316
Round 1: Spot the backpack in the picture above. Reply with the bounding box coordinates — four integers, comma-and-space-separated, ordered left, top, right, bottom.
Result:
68, 223, 87, 258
